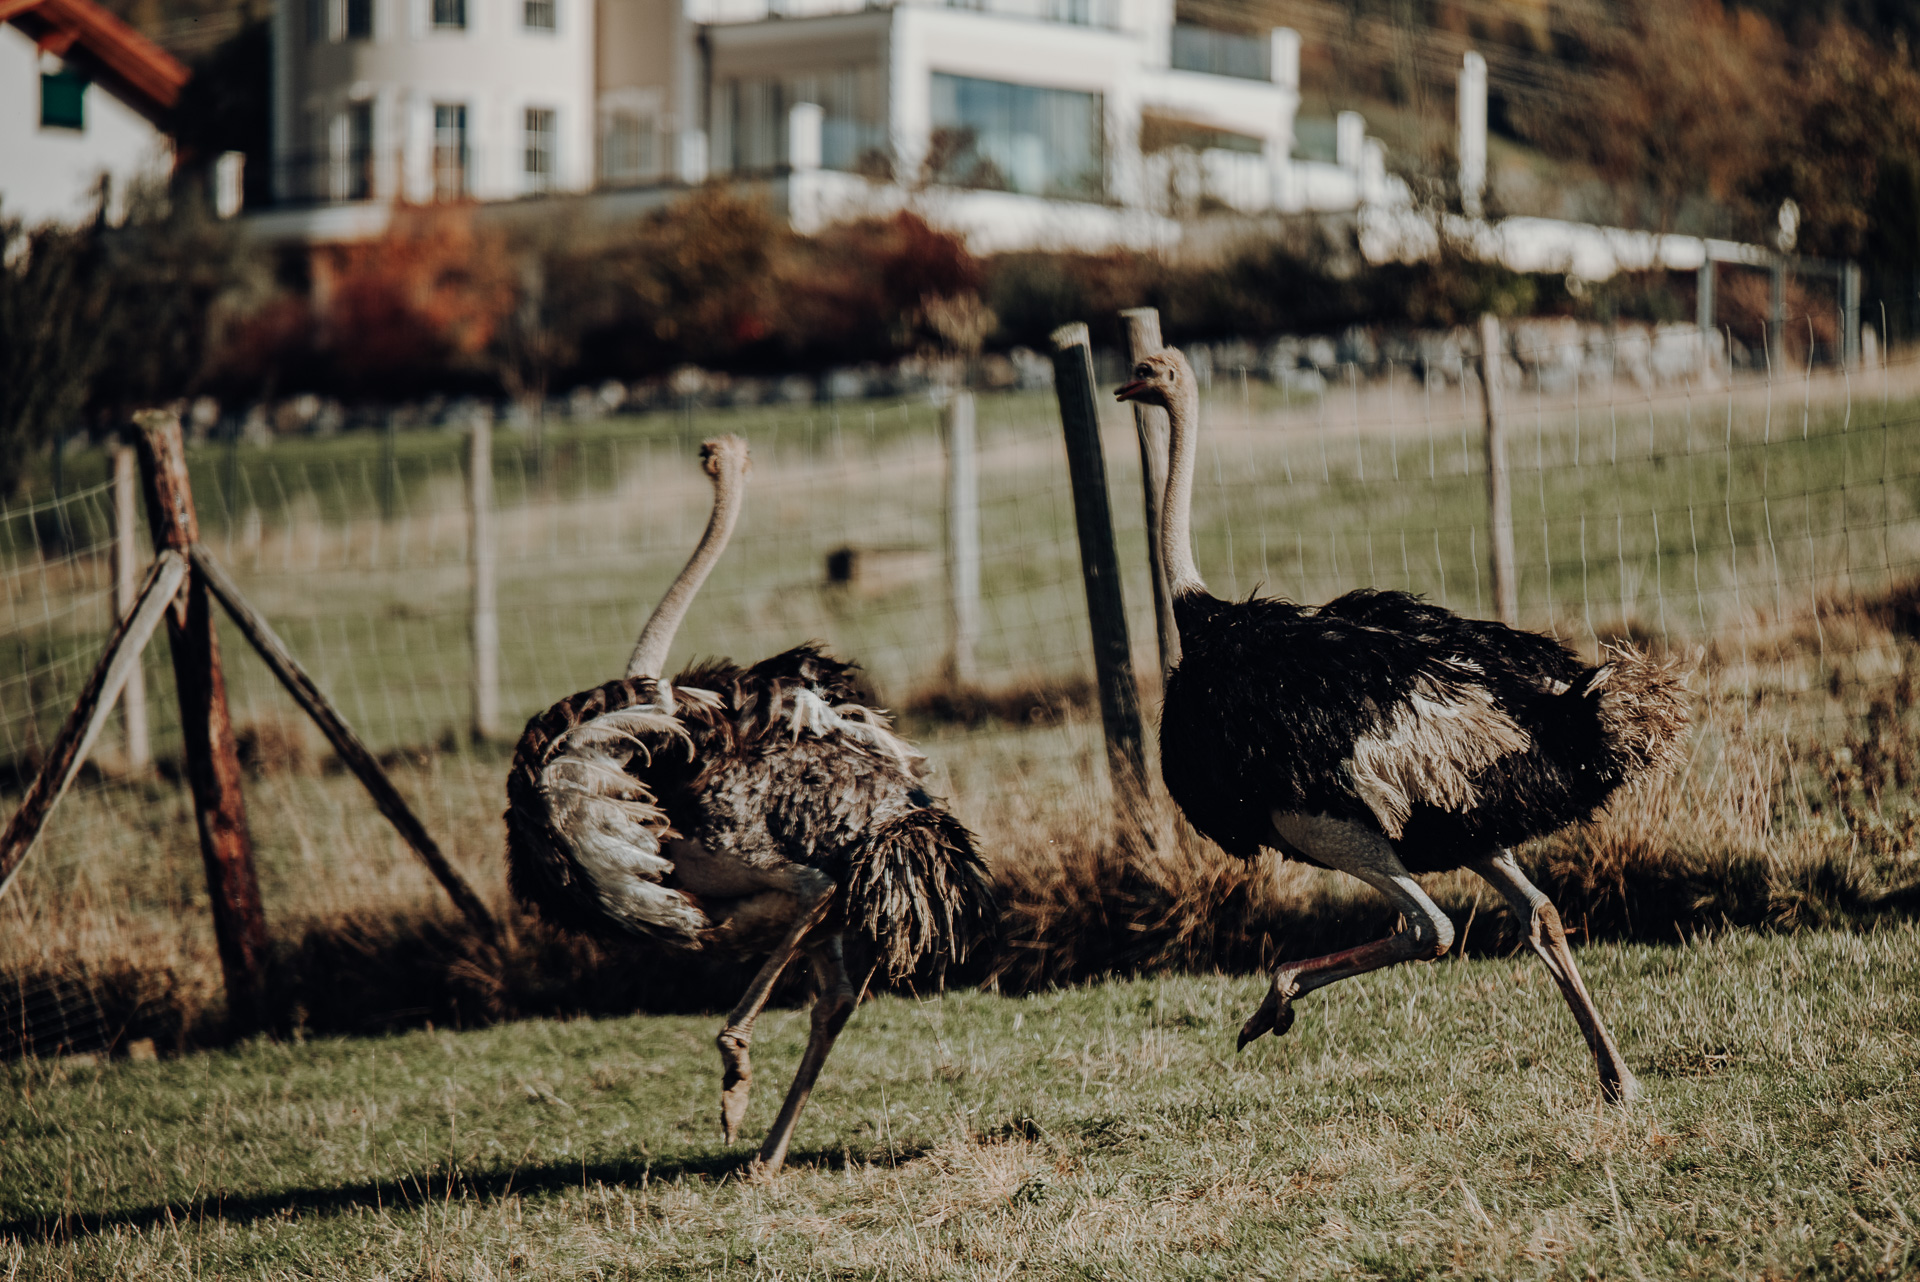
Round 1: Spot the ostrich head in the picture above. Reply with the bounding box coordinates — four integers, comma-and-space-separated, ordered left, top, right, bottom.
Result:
700, 434, 751, 485
1114, 348, 1195, 408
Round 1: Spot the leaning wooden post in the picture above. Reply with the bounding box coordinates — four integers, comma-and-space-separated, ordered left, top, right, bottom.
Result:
1050, 324, 1148, 804
0, 551, 188, 899
468, 411, 501, 741
131, 410, 270, 1031
942, 389, 981, 686
1477, 314, 1519, 626
113, 444, 150, 773
190, 544, 500, 945
1119, 307, 1180, 679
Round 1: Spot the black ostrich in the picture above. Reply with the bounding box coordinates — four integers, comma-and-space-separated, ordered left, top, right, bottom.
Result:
505, 437, 995, 1176
1116, 349, 1689, 1103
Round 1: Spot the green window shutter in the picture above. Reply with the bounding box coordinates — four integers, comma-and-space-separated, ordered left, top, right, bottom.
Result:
40, 71, 88, 131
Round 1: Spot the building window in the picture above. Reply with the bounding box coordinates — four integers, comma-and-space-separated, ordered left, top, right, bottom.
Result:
432, 0, 465, 30
928, 73, 1104, 200
346, 0, 372, 38
39, 70, 87, 131
524, 0, 555, 30
602, 110, 658, 182
524, 107, 555, 192
712, 67, 887, 176
341, 100, 374, 199
433, 103, 468, 198
1169, 25, 1271, 80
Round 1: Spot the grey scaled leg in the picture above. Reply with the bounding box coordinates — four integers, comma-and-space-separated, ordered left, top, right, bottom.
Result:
750, 931, 856, 1180
1239, 814, 1456, 1049
1471, 848, 1640, 1104
714, 866, 835, 1144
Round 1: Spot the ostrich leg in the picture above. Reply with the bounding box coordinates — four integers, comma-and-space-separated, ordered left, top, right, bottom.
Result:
1238, 814, 1455, 1049
715, 867, 835, 1144
751, 932, 856, 1180
1471, 849, 1640, 1103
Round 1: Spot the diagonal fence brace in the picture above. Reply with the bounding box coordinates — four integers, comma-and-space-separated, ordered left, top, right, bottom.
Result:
187, 543, 501, 946
0, 550, 189, 899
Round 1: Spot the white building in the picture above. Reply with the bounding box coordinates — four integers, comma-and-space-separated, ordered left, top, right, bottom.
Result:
268, 0, 597, 212
1, 0, 187, 226
259, 0, 1400, 249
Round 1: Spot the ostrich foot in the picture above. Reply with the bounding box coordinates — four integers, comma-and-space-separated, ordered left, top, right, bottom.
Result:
1602, 1065, 1643, 1105
717, 1030, 752, 1143
1236, 984, 1297, 1050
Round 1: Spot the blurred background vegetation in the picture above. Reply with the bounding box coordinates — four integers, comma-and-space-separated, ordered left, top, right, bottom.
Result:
8, 0, 1920, 499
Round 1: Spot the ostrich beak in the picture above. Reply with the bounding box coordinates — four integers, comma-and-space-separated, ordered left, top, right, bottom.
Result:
1115, 380, 1150, 402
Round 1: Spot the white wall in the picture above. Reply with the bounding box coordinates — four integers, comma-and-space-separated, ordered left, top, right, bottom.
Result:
280, 0, 595, 202
0, 25, 172, 225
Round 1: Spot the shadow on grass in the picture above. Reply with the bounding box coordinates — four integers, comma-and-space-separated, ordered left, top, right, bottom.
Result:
0, 1142, 926, 1243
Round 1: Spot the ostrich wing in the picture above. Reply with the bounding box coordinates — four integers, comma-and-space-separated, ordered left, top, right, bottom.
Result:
506, 679, 709, 945
1345, 662, 1532, 839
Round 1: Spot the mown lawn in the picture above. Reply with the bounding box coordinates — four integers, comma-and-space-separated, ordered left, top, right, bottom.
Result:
5, 925, 1917, 1279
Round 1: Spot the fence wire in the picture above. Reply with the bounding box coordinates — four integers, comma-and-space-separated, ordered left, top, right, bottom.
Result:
4, 324, 1919, 1055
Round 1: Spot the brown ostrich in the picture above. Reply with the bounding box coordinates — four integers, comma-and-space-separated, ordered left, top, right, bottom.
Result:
1118, 349, 1689, 1103
504, 437, 995, 1175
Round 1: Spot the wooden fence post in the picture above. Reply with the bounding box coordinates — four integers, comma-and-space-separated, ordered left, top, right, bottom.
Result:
1477, 315, 1519, 626
1119, 307, 1180, 679
131, 409, 270, 1031
1050, 323, 1148, 803
113, 443, 150, 773
942, 390, 981, 686
469, 412, 500, 741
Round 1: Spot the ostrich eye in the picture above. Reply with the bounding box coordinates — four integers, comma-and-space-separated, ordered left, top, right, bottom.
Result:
1133, 363, 1152, 379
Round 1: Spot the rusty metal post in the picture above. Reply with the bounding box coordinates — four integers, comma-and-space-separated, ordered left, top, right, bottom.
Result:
131, 410, 270, 1031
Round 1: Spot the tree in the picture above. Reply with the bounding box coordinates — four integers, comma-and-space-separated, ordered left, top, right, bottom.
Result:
315, 204, 517, 398
88, 181, 254, 420
1755, 23, 1920, 261
0, 213, 109, 495
1507, 0, 1789, 235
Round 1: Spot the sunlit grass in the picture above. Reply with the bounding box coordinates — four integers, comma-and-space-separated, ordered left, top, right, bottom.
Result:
4, 926, 1917, 1278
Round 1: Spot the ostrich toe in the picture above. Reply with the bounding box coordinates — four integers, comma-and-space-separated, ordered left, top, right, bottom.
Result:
1236, 986, 1297, 1050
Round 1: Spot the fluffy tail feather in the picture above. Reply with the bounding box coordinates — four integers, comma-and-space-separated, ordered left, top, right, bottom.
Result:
843, 809, 998, 980
1587, 642, 1692, 784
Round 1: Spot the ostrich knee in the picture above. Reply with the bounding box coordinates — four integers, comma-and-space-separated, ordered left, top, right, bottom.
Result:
718, 1029, 753, 1144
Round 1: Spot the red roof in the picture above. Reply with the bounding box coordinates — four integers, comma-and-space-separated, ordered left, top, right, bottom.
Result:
1, 0, 190, 120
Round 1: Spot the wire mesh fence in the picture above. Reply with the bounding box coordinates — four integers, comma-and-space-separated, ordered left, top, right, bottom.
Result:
4, 320, 1920, 1056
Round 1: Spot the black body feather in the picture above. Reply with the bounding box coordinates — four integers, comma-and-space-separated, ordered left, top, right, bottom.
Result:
1159, 588, 1680, 874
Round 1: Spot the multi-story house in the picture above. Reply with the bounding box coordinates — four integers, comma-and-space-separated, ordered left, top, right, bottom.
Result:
261, 0, 1398, 248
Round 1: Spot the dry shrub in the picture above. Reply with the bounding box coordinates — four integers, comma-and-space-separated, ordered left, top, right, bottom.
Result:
10, 579, 1920, 1057
906, 675, 1097, 729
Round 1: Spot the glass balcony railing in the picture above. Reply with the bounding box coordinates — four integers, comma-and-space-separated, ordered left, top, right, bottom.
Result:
940, 0, 1118, 31
1170, 24, 1270, 80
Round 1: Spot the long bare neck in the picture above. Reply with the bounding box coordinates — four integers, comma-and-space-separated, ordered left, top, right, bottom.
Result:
625, 469, 744, 678
1161, 374, 1207, 600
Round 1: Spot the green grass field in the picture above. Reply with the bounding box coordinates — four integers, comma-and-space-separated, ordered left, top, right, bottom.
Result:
5, 926, 1917, 1278
4, 370, 1920, 1278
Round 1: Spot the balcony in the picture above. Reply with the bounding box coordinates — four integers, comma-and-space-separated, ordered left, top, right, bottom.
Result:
938, 0, 1119, 30
1170, 24, 1269, 80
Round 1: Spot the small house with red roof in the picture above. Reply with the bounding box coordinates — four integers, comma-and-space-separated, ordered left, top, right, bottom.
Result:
1, 0, 189, 224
